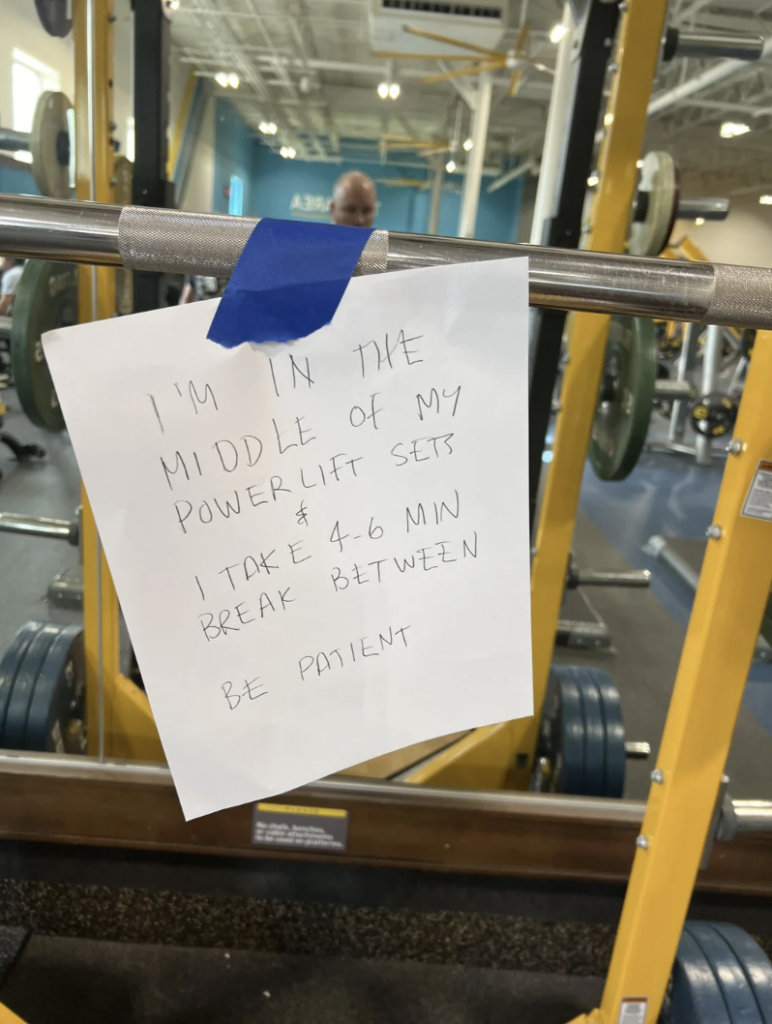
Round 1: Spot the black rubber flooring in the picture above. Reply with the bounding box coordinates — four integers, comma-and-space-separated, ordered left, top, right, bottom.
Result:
2, 936, 605, 1024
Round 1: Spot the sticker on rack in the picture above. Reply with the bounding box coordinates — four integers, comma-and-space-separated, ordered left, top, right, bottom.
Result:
742, 460, 772, 521
252, 802, 349, 852
617, 997, 648, 1023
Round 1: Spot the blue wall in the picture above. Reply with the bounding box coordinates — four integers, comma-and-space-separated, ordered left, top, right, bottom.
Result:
248, 140, 523, 242
211, 98, 523, 241
212, 98, 253, 216
0, 160, 39, 197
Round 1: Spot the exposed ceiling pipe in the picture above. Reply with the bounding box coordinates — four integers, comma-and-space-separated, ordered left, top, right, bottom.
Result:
648, 35, 772, 116
486, 158, 538, 193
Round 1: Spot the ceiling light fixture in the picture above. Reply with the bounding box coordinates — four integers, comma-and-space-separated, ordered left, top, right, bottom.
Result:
280, 146, 296, 159
446, 159, 457, 173
760, 194, 772, 205
695, 217, 705, 226
215, 71, 239, 89
603, 112, 614, 127
636, 159, 644, 168
463, 138, 473, 152
377, 81, 390, 99
389, 82, 401, 99
549, 23, 568, 44
587, 171, 600, 187
720, 121, 750, 138
259, 121, 277, 135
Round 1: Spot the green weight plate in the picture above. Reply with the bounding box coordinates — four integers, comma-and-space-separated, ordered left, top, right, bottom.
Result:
662, 930, 731, 1024
0, 623, 45, 743
686, 924, 763, 1024
571, 668, 605, 797
713, 924, 772, 1022
589, 316, 658, 481
591, 668, 626, 799
2, 623, 60, 750
25, 624, 85, 753
10, 260, 77, 431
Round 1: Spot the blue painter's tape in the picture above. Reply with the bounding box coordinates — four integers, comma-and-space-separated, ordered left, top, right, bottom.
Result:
207, 218, 373, 347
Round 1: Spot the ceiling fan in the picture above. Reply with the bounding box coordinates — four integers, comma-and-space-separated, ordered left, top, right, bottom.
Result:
374, 23, 553, 97
379, 134, 449, 154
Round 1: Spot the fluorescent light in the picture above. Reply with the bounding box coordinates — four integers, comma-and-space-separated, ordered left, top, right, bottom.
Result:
280, 146, 296, 159
695, 217, 705, 226
549, 23, 568, 43
377, 81, 389, 99
463, 137, 473, 152
259, 120, 277, 135
215, 72, 228, 88
227, 73, 239, 89
720, 121, 750, 138
388, 82, 400, 99
760, 195, 772, 205
445, 159, 456, 173
587, 172, 599, 187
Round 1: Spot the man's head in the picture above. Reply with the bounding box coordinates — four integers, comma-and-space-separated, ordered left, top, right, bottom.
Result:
330, 171, 377, 227
0, 257, 19, 272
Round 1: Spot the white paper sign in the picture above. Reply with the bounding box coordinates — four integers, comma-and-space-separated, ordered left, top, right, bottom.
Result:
43, 258, 533, 820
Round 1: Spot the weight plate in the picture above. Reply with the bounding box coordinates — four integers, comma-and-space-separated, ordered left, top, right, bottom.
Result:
662, 930, 731, 1024
712, 924, 772, 1022
0, 623, 45, 744
589, 316, 658, 481
2, 624, 60, 750
25, 624, 85, 754
691, 393, 738, 438
114, 155, 133, 206
30, 91, 73, 200
531, 666, 626, 797
11, 259, 77, 431
531, 667, 585, 794
629, 150, 679, 257
572, 668, 605, 797
34, 0, 72, 37
686, 923, 763, 1024
592, 668, 626, 799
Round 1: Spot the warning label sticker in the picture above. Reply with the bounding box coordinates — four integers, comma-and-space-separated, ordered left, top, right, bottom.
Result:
617, 997, 647, 1023
742, 460, 772, 521
252, 802, 349, 852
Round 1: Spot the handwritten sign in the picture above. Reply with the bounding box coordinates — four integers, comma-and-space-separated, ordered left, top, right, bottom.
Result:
43, 258, 532, 820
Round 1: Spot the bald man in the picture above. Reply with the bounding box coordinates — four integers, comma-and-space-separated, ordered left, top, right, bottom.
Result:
330, 171, 377, 228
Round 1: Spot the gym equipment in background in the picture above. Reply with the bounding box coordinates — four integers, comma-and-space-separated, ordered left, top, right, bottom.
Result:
10, 259, 77, 431
0, 620, 85, 754
0, 91, 74, 201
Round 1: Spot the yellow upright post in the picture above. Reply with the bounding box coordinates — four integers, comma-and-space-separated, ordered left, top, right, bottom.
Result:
74, 0, 119, 757
585, 332, 772, 1022
74, 0, 164, 761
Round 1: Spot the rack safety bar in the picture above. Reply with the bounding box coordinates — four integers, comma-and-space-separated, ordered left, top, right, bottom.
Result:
1, 194, 771, 329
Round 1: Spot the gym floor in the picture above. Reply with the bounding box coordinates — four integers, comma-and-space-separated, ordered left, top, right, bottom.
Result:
1, 389, 771, 1020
